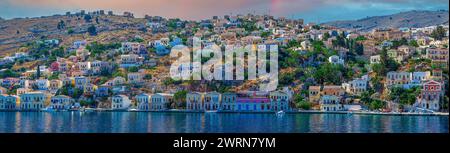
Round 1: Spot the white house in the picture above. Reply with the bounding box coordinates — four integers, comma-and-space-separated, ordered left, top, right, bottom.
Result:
111, 95, 131, 110
112, 76, 126, 86
0, 95, 19, 110
386, 71, 430, 89
150, 93, 173, 111
319, 95, 343, 111
342, 75, 369, 95
220, 92, 236, 111
370, 55, 381, 64
204, 92, 221, 111
328, 55, 344, 65
127, 72, 144, 84
50, 95, 74, 110
120, 54, 143, 68
35, 79, 49, 90
19, 92, 48, 111
186, 92, 203, 111
136, 93, 151, 111
269, 91, 290, 111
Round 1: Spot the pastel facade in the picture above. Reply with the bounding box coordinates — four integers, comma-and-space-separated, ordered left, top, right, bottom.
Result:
415, 80, 443, 111
19, 92, 48, 111
150, 93, 173, 111
342, 75, 369, 95
50, 95, 74, 110
320, 95, 343, 111
111, 95, 131, 110
127, 72, 144, 84
269, 91, 290, 111
308, 86, 321, 103
204, 92, 220, 111
220, 92, 236, 111
426, 47, 448, 68
136, 93, 151, 111
0, 95, 19, 110
186, 92, 203, 111
235, 97, 271, 112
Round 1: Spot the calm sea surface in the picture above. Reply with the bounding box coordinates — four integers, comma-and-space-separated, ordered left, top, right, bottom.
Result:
0, 112, 448, 133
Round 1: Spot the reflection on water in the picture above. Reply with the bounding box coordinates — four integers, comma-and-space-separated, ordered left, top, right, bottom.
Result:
0, 112, 448, 133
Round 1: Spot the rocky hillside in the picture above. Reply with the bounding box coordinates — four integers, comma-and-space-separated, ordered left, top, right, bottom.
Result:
323, 10, 449, 31
0, 14, 148, 56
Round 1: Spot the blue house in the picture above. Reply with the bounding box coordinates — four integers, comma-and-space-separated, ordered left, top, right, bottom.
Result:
169, 38, 183, 47
155, 44, 170, 56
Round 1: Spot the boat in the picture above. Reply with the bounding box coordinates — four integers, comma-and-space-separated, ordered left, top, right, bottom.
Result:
83, 108, 95, 112
41, 107, 56, 112
276, 110, 285, 117
205, 110, 218, 113
128, 108, 138, 112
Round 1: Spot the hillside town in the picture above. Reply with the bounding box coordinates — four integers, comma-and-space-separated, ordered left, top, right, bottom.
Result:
0, 10, 448, 114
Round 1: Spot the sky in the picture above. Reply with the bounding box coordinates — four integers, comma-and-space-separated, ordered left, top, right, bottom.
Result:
0, 0, 448, 23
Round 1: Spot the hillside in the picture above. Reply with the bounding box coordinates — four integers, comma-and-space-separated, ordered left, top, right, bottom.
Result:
0, 14, 147, 56
323, 10, 449, 31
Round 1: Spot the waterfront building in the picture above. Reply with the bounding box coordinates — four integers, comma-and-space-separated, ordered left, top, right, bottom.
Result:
111, 95, 131, 110
50, 95, 74, 110
308, 86, 321, 103
235, 93, 270, 112
269, 91, 290, 111
204, 92, 221, 111
0, 95, 19, 110
322, 85, 344, 97
415, 80, 443, 111
319, 95, 343, 111
19, 92, 48, 111
220, 92, 236, 111
136, 93, 151, 111
150, 93, 173, 111
186, 92, 203, 111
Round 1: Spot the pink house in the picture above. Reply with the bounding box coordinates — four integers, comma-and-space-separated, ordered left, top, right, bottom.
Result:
235, 97, 270, 112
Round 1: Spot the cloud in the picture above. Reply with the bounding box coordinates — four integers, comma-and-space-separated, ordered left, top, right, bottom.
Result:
0, 0, 448, 21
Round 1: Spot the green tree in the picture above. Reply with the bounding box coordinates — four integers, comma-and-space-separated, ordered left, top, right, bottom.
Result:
84, 14, 92, 22
127, 66, 139, 72
67, 28, 74, 34
87, 25, 97, 36
173, 90, 188, 109
431, 26, 446, 40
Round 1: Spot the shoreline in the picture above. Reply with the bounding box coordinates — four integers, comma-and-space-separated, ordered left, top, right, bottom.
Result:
0, 109, 448, 116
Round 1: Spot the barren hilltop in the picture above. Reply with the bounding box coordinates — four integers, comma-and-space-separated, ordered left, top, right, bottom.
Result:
323, 10, 449, 32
